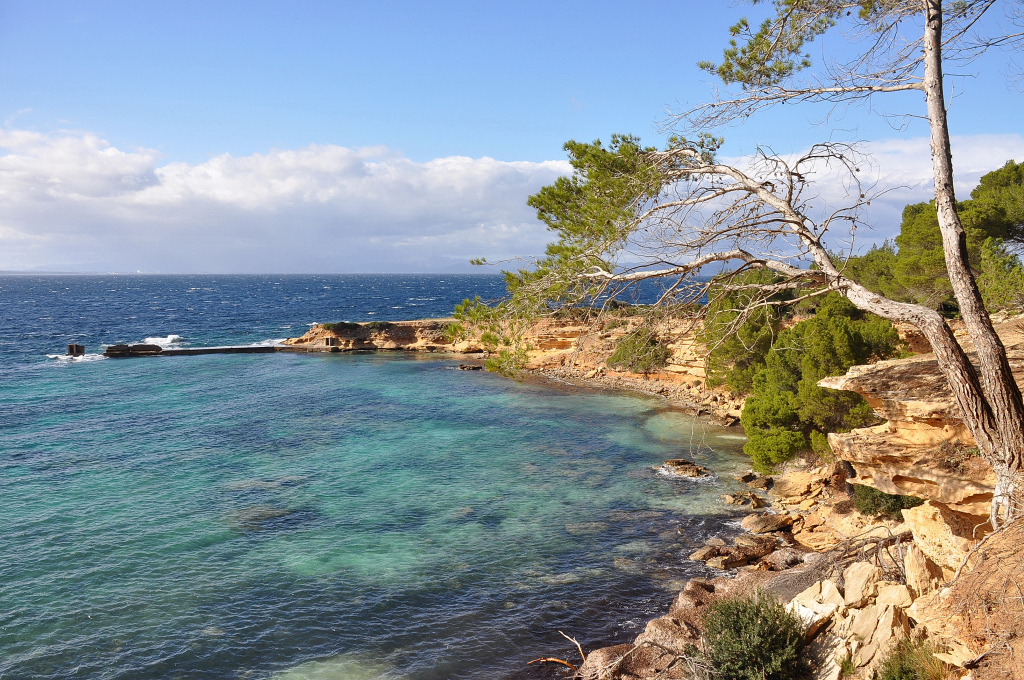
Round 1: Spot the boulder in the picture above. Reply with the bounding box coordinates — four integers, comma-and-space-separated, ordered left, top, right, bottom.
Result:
787, 600, 839, 640
849, 604, 881, 644
805, 632, 848, 680
669, 580, 715, 616
577, 642, 685, 680
707, 554, 747, 569
875, 583, 913, 608
772, 471, 814, 497
761, 547, 806, 571
660, 459, 711, 478
903, 543, 943, 599
705, 537, 727, 546
901, 500, 989, 574
742, 512, 795, 534
688, 546, 718, 561
844, 562, 881, 607
634, 615, 699, 655
733, 534, 778, 553
577, 643, 633, 680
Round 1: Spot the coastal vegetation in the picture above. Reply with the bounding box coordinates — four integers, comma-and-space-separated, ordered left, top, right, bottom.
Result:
851, 484, 925, 520
453, 0, 1024, 525
698, 591, 806, 680
721, 293, 905, 471
874, 639, 952, 680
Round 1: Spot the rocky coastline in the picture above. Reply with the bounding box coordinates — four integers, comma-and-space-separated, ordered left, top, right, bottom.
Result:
283, 315, 1024, 680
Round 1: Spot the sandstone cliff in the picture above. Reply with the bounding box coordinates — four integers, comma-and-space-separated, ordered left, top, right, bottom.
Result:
283, 316, 745, 422
820, 342, 1024, 520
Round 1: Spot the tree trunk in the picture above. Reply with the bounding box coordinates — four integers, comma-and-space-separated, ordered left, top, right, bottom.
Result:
921, 0, 1024, 525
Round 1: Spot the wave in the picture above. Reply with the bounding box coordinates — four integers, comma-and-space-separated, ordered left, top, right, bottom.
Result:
249, 338, 288, 347
46, 353, 107, 363
143, 334, 185, 347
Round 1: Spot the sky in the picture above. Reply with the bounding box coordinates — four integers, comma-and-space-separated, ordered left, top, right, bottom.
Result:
1, 1, 1023, 273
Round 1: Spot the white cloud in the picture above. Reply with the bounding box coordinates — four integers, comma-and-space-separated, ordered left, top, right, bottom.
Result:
1, 129, 1022, 272
721, 134, 1024, 255
0, 129, 570, 272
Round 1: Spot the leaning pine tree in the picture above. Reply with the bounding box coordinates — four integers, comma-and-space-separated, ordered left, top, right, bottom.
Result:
463, 1, 1024, 527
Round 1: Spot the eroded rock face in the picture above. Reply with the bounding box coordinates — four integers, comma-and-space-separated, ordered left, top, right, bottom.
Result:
283, 319, 459, 352
901, 500, 991, 575
820, 342, 1024, 517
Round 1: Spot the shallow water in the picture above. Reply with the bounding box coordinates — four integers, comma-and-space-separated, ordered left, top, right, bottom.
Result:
0, 276, 748, 679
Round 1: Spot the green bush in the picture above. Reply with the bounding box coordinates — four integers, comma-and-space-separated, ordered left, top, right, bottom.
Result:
701, 590, 807, 680
607, 326, 671, 374
846, 160, 1024, 313
875, 639, 949, 680
739, 293, 903, 472
852, 485, 924, 520
321, 321, 361, 333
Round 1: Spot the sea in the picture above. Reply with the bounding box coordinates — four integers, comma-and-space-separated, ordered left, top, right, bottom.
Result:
0, 274, 750, 680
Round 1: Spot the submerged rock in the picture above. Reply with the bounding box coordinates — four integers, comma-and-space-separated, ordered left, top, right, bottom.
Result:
228, 505, 297, 532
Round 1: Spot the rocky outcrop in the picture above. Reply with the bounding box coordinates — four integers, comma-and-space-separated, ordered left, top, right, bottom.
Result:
657, 459, 712, 478
282, 319, 467, 352
284, 315, 746, 423
820, 342, 1024, 518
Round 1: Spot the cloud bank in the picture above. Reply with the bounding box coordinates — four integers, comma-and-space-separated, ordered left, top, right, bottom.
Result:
0, 129, 570, 272
1, 129, 1022, 272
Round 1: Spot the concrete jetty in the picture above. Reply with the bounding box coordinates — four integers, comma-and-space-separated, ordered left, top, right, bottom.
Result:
102, 343, 342, 358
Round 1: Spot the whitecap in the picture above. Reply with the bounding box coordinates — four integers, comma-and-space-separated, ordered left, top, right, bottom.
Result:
143, 334, 185, 347
47, 353, 106, 364
249, 338, 288, 347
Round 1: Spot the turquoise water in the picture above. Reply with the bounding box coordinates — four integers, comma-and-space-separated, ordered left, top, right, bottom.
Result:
1, 276, 749, 680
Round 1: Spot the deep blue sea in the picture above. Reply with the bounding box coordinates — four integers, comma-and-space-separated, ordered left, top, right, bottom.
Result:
0, 275, 749, 680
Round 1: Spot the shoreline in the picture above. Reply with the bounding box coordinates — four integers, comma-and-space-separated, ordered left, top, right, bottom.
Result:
283, 317, 1024, 680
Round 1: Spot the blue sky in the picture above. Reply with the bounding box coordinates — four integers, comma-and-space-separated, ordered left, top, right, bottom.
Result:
1, 1, 1022, 272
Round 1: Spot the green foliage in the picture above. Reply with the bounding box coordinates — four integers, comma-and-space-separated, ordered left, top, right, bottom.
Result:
701, 590, 807, 680
698, 3, 840, 89
847, 163, 1024, 313
839, 653, 855, 678
702, 269, 793, 393
970, 159, 1024, 247
977, 237, 1024, 312
740, 293, 903, 472
607, 326, 671, 375
852, 485, 924, 520
511, 135, 667, 306
841, 241, 911, 303
364, 321, 394, 331
875, 639, 950, 680
321, 322, 362, 333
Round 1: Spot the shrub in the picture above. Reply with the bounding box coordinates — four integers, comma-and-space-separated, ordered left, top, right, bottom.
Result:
852, 485, 924, 520
321, 321, 361, 333
875, 639, 951, 680
700, 590, 807, 680
937, 441, 979, 475
364, 321, 395, 331
739, 293, 903, 471
607, 326, 671, 374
